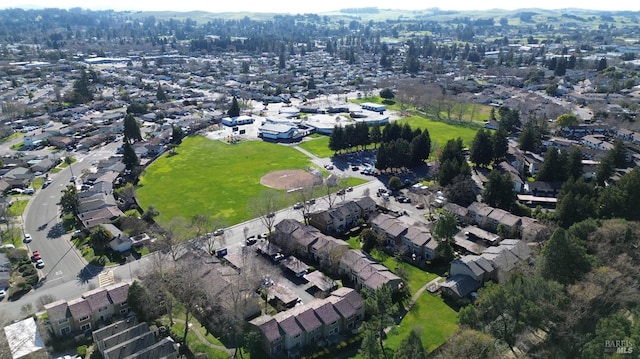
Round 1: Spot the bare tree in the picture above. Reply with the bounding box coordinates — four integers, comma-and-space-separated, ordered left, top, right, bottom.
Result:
292, 182, 319, 224
249, 189, 283, 236
323, 175, 343, 209
153, 217, 189, 261
191, 214, 211, 237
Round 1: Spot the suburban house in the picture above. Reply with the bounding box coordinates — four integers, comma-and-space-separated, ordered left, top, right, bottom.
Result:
272, 219, 349, 265
466, 202, 522, 236
338, 249, 403, 293
250, 287, 364, 358
308, 197, 376, 235
401, 226, 439, 262
581, 134, 614, 151
222, 115, 254, 127
441, 239, 532, 300
45, 282, 130, 336
92, 318, 178, 359
369, 212, 409, 247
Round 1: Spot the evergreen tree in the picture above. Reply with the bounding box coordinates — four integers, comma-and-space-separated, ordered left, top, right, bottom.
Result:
329, 126, 345, 154
597, 57, 608, 71
539, 228, 595, 285
123, 114, 143, 143
122, 141, 139, 170
228, 96, 240, 118
470, 129, 493, 167
370, 122, 382, 148
409, 131, 431, 166
518, 122, 539, 152
393, 330, 427, 359
492, 128, 509, 163
566, 148, 584, 180
483, 170, 516, 211
171, 125, 183, 145
156, 83, 168, 102
537, 147, 562, 182
556, 177, 597, 228
599, 167, 640, 221
610, 139, 628, 168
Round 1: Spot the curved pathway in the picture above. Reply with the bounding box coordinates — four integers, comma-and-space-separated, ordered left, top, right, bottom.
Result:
173, 318, 235, 355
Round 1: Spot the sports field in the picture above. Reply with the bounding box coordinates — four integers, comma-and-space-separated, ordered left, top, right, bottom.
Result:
137, 136, 318, 225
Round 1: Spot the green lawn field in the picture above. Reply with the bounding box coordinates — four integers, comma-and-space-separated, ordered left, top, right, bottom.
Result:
385, 291, 459, 353
137, 136, 366, 226
397, 116, 478, 147
137, 136, 314, 225
298, 136, 333, 158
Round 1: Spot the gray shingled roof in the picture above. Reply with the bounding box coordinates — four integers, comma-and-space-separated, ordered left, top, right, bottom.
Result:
68, 297, 92, 319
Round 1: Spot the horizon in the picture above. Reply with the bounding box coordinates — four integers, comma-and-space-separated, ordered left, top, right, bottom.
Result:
2, 1, 639, 14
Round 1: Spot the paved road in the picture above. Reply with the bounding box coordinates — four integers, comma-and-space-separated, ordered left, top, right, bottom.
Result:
22, 141, 122, 291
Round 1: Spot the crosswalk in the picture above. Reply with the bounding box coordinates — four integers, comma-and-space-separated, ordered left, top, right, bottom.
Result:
98, 270, 115, 287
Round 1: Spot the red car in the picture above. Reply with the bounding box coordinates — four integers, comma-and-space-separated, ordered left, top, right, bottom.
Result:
32, 251, 41, 261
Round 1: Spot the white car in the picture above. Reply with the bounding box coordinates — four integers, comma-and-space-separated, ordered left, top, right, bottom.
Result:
23, 233, 33, 243
23, 188, 35, 195
213, 228, 224, 236
35, 259, 45, 269
0, 288, 6, 300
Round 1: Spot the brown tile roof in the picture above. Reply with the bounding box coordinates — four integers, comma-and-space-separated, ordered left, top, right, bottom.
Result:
83, 287, 111, 312
258, 318, 282, 343
277, 316, 303, 338
312, 302, 340, 325
68, 297, 92, 319
294, 307, 322, 333
106, 282, 130, 305
44, 300, 70, 322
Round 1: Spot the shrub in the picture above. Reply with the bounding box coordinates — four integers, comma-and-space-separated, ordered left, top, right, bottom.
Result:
77, 345, 87, 357
22, 266, 37, 276
24, 274, 39, 286
18, 263, 32, 273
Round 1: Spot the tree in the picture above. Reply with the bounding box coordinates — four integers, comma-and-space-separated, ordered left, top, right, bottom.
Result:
597, 57, 608, 71
433, 210, 458, 263
361, 228, 381, 253
409, 131, 431, 166
537, 147, 563, 182
566, 148, 584, 180
518, 122, 539, 152
434, 329, 496, 359
555, 113, 579, 128
123, 114, 142, 143
359, 328, 383, 359
445, 175, 477, 207
492, 128, 508, 163
91, 225, 112, 249
170, 125, 183, 145
483, 170, 516, 211
67, 69, 94, 105
599, 167, 640, 221
141, 205, 159, 223
370, 122, 382, 149
556, 177, 597, 228
127, 280, 165, 323
388, 176, 402, 191
539, 228, 595, 285
610, 139, 628, 168
470, 129, 493, 167
60, 185, 79, 216
379, 88, 395, 100
64, 156, 75, 179
365, 285, 397, 359
393, 330, 427, 359
228, 96, 240, 118
165, 259, 209, 345
122, 142, 139, 171
250, 189, 283, 236
156, 83, 168, 102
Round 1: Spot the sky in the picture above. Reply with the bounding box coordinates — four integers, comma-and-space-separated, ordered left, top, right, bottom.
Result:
3, 0, 639, 13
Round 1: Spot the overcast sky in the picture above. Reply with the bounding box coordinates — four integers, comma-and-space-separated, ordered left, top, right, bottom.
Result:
3, 0, 638, 13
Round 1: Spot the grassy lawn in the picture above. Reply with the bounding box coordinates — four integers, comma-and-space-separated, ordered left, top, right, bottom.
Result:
1, 227, 23, 247
0, 132, 22, 143
397, 116, 478, 148
298, 136, 333, 158
7, 199, 29, 217
370, 249, 437, 296
385, 291, 459, 353
72, 235, 125, 267
170, 322, 230, 359
32, 177, 44, 189
138, 136, 365, 226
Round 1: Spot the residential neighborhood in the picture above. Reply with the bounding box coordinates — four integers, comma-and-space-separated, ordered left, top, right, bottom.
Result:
0, 4, 640, 359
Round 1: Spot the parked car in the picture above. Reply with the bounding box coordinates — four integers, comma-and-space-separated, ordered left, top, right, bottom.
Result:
23, 233, 32, 243
0, 288, 6, 300
337, 189, 346, 196
415, 203, 425, 209
32, 250, 41, 261
306, 199, 316, 205
246, 236, 257, 246
10, 188, 24, 195
42, 179, 53, 188
293, 202, 303, 210
35, 259, 45, 269
69, 176, 76, 183
23, 188, 35, 195
346, 187, 354, 192
213, 228, 224, 236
